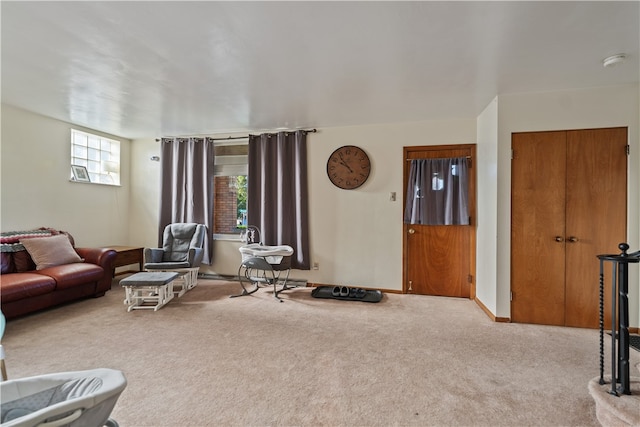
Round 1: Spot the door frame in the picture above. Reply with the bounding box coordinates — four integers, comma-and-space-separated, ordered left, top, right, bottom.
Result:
402, 144, 477, 298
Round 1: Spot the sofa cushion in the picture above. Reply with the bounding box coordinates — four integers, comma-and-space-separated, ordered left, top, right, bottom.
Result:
39, 263, 103, 289
1, 251, 38, 274
13, 250, 36, 273
20, 235, 83, 270
1, 252, 14, 274
0, 273, 56, 303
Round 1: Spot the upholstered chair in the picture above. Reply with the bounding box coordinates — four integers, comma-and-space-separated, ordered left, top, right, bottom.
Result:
144, 223, 206, 296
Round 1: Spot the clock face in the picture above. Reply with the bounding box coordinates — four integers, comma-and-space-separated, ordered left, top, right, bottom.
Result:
326, 145, 371, 189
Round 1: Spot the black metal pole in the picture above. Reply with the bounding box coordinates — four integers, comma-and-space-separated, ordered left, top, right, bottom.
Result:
610, 261, 618, 396
598, 258, 605, 385
617, 243, 631, 395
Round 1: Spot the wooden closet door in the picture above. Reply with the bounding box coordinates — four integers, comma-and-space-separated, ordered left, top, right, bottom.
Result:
564, 128, 627, 328
511, 131, 567, 325
511, 127, 627, 328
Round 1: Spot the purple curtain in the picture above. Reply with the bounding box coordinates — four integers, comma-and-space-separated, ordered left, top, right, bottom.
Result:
247, 131, 310, 270
404, 157, 469, 225
159, 137, 215, 264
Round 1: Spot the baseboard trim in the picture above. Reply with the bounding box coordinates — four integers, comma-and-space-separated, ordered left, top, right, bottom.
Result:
474, 297, 510, 323
471, 297, 640, 329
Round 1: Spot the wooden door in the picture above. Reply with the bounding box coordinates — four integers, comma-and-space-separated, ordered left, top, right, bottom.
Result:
511, 128, 627, 328
403, 145, 476, 298
511, 131, 567, 325
564, 128, 627, 328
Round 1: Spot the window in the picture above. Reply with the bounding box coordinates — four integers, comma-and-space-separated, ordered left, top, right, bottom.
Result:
70, 129, 120, 185
214, 141, 248, 238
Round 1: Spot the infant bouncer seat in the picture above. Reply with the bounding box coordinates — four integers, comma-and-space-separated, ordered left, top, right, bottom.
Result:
230, 226, 294, 302
0, 368, 127, 427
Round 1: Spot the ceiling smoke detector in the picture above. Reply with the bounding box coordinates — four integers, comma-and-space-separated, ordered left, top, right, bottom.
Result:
602, 54, 626, 68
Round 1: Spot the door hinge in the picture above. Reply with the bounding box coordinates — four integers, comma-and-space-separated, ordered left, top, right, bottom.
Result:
626, 145, 630, 155
467, 274, 473, 284
510, 291, 513, 301
511, 149, 514, 160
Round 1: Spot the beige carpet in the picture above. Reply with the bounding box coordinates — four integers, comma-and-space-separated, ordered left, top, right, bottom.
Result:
588, 375, 640, 427
3, 279, 639, 427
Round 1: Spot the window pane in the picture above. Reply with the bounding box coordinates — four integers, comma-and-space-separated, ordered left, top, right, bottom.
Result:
87, 136, 100, 149
87, 160, 100, 173
73, 146, 86, 158
214, 175, 247, 234
88, 148, 100, 161
73, 134, 87, 146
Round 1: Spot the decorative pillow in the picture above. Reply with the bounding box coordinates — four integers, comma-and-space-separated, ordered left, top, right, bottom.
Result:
19, 235, 83, 270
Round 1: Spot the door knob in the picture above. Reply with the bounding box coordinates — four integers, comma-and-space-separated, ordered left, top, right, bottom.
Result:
408, 228, 416, 234
555, 236, 564, 242
568, 236, 578, 243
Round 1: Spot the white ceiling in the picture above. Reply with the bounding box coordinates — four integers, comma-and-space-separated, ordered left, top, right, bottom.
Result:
2, 1, 638, 140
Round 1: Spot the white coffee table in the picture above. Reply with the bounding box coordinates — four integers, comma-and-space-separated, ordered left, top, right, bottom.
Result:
120, 272, 179, 312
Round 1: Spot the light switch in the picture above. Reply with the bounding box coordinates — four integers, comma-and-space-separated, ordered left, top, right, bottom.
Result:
389, 192, 396, 201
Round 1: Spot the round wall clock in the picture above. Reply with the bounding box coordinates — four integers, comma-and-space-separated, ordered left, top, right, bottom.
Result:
326, 145, 371, 190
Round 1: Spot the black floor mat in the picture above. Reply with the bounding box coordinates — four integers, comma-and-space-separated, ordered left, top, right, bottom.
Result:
311, 286, 383, 303
607, 332, 640, 352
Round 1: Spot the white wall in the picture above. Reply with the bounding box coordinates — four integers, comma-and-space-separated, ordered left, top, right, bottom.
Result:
495, 84, 640, 326
0, 105, 131, 247
129, 119, 477, 290
129, 137, 162, 247
475, 97, 499, 315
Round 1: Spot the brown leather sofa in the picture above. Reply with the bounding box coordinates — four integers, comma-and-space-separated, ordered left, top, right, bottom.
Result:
0, 228, 116, 319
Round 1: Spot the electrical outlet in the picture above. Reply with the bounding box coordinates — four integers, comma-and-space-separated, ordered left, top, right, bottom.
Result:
312, 262, 319, 270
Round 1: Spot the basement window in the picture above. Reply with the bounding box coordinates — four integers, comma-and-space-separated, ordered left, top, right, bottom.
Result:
70, 129, 121, 185
214, 141, 248, 239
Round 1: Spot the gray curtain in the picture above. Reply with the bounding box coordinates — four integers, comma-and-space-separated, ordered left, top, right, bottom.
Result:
404, 157, 469, 225
159, 137, 215, 264
247, 130, 310, 270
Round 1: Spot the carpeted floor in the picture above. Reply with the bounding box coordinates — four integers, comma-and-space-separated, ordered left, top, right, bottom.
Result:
3, 279, 639, 426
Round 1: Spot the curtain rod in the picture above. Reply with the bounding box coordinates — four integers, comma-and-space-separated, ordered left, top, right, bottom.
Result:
406, 155, 472, 161
212, 128, 317, 141
156, 128, 317, 142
